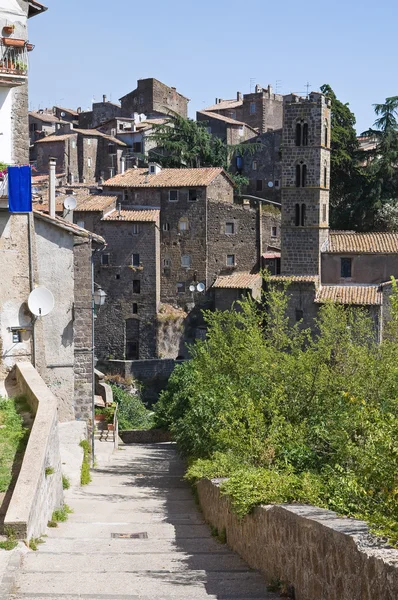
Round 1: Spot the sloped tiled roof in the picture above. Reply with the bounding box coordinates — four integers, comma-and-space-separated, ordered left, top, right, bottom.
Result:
327, 231, 398, 254
33, 210, 105, 243
29, 111, 66, 124
198, 111, 247, 126
35, 129, 127, 147
102, 209, 159, 222
315, 285, 382, 306
204, 99, 243, 112
213, 272, 261, 289
72, 194, 118, 212
269, 275, 319, 283
104, 167, 229, 188
35, 133, 77, 143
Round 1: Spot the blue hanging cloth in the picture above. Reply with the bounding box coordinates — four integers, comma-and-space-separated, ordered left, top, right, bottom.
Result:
8, 165, 32, 213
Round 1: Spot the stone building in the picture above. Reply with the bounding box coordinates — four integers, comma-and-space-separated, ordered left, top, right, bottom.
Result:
197, 111, 258, 145
269, 91, 398, 339
120, 78, 189, 119
69, 165, 280, 362
78, 95, 122, 129
34, 126, 127, 183
203, 84, 283, 134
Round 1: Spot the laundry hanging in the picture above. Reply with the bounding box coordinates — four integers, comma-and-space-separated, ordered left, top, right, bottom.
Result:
8, 165, 32, 213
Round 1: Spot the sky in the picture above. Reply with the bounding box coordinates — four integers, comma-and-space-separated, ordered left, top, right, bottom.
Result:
28, 0, 398, 134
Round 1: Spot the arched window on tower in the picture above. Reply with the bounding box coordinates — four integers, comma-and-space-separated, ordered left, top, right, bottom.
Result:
295, 123, 302, 146
324, 162, 327, 188
301, 204, 306, 226
302, 164, 307, 187
295, 203, 300, 226
324, 119, 328, 147
303, 123, 308, 146
296, 164, 301, 187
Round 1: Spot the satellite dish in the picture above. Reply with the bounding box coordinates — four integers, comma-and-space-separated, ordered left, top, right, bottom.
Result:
197, 282, 205, 293
28, 287, 55, 317
60, 111, 66, 117
189, 285, 196, 293
64, 196, 77, 210
268, 181, 274, 188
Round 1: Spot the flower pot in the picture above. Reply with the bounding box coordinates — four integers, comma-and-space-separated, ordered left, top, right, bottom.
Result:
95, 413, 106, 422
3, 26, 15, 35
2, 37, 25, 47
26, 43, 34, 52
107, 424, 115, 431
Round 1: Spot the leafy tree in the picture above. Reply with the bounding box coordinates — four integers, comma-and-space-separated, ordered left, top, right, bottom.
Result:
148, 112, 259, 188
320, 84, 367, 229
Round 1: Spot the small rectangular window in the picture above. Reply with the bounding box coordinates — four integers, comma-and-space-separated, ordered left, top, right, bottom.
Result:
101, 253, 110, 266
87, 139, 91, 146
132, 303, 138, 314
87, 157, 91, 167
123, 189, 129, 201
256, 179, 263, 192
132, 223, 140, 234
274, 179, 280, 188
252, 161, 257, 171
178, 219, 189, 232
341, 258, 352, 279
177, 282, 185, 294
295, 309, 304, 322
133, 142, 142, 153
163, 258, 171, 267
169, 190, 179, 202
271, 226, 277, 237
77, 220, 85, 229
181, 255, 191, 268
225, 222, 235, 234
108, 143, 116, 155
132, 254, 140, 267
226, 254, 235, 267
163, 223, 170, 231
133, 280, 141, 294
189, 189, 198, 202
250, 102, 256, 114
72, 141, 76, 149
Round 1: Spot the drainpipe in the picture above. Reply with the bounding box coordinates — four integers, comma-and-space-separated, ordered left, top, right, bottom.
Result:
27, 212, 36, 368
48, 157, 56, 218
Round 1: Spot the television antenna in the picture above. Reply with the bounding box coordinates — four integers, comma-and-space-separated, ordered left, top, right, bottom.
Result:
250, 78, 256, 93
28, 287, 55, 317
305, 82, 311, 97
275, 80, 282, 94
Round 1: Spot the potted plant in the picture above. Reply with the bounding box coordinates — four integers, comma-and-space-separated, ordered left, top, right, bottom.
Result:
26, 42, 34, 52
3, 24, 15, 35
94, 407, 106, 422
3, 38, 25, 47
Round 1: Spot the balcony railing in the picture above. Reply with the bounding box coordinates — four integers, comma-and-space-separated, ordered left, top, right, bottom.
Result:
0, 174, 8, 198
0, 42, 28, 85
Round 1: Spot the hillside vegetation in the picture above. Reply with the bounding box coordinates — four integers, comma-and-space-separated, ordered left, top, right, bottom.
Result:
155, 281, 398, 545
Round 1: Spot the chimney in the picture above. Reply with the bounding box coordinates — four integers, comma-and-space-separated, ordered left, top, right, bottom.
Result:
103, 95, 107, 103
77, 107, 81, 114
120, 156, 126, 175
48, 157, 56, 218
237, 92, 242, 101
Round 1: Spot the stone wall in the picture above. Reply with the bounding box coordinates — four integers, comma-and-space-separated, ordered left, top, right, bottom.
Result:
120, 78, 188, 119
119, 429, 172, 444
12, 85, 29, 164
237, 131, 282, 203
5, 362, 63, 541
322, 253, 398, 284
103, 358, 180, 405
73, 236, 93, 420
197, 478, 398, 600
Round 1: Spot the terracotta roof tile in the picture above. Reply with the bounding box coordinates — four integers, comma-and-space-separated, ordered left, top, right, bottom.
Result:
33, 210, 105, 244
29, 111, 66, 124
204, 99, 243, 111
102, 209, 159, 222
198, 111, 247, 126
67, 194, 118, 212
35, 129, 127, 147
315, 285, 382, 306
327, 231, 398, 254
213, 272, 261, 289
269, 275, 319, 283
104, 167, 229, 189
35, 133, 77, 144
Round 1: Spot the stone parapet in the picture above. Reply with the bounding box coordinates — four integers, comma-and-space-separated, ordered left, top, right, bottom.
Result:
196, 478, 398, 600
4, 363, 64, 541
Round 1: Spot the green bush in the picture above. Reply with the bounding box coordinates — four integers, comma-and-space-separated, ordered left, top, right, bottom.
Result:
155, 280, 398, 545
111, 385, 154, 431
0, 397, 29, 493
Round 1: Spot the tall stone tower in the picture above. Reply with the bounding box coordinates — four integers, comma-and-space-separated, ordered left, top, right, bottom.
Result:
280, 92, 331, 275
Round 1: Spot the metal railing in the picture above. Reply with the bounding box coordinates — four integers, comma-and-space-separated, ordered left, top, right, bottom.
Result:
0, 174, 8, 198
0, 44, 28, 77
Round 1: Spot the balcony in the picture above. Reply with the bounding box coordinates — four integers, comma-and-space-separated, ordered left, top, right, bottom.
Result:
0, 40, 28, 87
0, 173, 8, 198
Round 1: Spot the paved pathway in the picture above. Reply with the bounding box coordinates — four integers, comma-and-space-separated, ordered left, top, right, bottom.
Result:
10, 442, 277, 600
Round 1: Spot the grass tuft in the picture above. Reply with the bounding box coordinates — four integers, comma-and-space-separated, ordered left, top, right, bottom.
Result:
52, 504, 73, 523
62, 474, 70, 490
79, 440, 92, 485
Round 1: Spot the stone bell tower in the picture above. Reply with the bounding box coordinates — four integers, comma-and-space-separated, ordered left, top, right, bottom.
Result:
280, 92, 331, 275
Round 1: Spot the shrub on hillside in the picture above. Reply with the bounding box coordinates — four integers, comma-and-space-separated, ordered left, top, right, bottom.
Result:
155, 281, 398, 544
111, 384, 154, 431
